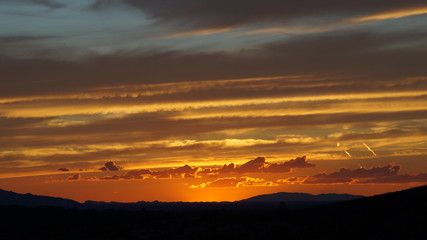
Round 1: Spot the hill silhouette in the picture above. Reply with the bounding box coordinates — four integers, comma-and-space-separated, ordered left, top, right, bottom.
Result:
289, 184, 427, 239
0, 188, 363, 210
0, 189, 80, 208
240, 191, 363, 202
0, 185, 425, 239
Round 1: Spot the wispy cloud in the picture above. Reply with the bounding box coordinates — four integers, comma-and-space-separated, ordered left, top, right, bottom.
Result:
190, 177, 277, 188
349, 6, 427, 23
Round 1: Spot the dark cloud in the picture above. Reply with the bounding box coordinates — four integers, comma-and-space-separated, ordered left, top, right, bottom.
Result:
100, 174, 121, 180
151, 165, 199, 178
313, 164, 400, 178
305, 164, 401, 184
28, 0, 64, 8
90, 0, 114, 10
359, 173, 427, 184
267, 156, 315, 173
98, 161, 122, 171
92, 0, 427, 30
0, 148, 140, 165
296, 164, 427, 184
97, 165, 199, 180
57, 167, 69, 172
0, 117, 53, 132
0, 153, 26, 162
204, 156, 314, 174
82, 156, 312, 181
0, 31, 427, 100
0, 35, 59, 44
68, 174, 80, 181
237, 157, 267, 173
2, 30, 427, 98
4, 0, 65, 9
11, 110, 427, 139
125, 169, 151, 179
330, 127, 427, 141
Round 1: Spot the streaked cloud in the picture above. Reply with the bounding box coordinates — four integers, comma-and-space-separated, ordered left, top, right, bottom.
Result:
94, 0, 427, 31
165, 27, 234, 38
359, 173, 427, 183
0, 0, 426, 201
350, 6, 427, 23
190, 177, 277, 188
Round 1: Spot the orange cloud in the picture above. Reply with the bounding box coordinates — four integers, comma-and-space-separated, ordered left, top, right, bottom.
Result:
202, 156, 315, 174
350, 6, 427, 23
88, 165, 200, 181
190, 177, 277, 188
67, 156, 314, 182
68, 174, 80, 181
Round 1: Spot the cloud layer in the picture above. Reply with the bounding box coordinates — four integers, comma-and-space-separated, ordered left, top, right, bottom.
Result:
0, 0, 426, 193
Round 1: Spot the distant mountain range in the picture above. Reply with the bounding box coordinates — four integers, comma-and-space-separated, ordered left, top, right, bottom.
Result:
240, 192, 363, 202
0, 189, 80, 208
0, 185, 425, 239
0, 188, 363, 210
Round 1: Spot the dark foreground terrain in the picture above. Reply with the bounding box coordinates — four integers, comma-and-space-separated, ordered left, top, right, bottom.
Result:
0, 185, 426, 240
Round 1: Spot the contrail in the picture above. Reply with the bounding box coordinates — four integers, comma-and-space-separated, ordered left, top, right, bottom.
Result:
363, 143, 377, 156
344, 150, 352, 157
337, 142, 351, 157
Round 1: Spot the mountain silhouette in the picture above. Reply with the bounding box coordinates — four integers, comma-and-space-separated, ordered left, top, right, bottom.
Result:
240, 192, 363, 202
0, 185, 425, 239
287, 184, 427, 239
0, 188, 363, 210
0, 189, 80, 208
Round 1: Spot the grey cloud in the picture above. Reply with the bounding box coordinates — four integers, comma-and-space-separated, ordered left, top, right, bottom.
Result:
267, 156, 315, 173
359, 173, 427, 183
207, 156, 314, 174
330, 127, 427, 141
68, 174, 80, 180
0, 153, 26, 162
1, 30, 427, 98
90, 0, 114, 10
89, 156, 311, 181
0, 35, 59, 44
92, 0, 427, 30
98, 161, 122, 171
151, 165, 199, 178
3, 78, 426, 116
2, 110, 427, 150
0, 117, 53, 132
1, 0, 65, 9
304, 176, 353, 184
97, 165, 199, 180
304, 164, 401, 184
236, 157, 267, 173
27, 0, 64, 8
312, 164, 400, 178
125, 169, 151, 179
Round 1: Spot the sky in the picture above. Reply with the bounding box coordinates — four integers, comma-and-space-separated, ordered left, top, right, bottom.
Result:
0, 0, 427, 202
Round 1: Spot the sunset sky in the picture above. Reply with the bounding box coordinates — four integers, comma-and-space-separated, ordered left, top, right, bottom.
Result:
1, 0, 427, 202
